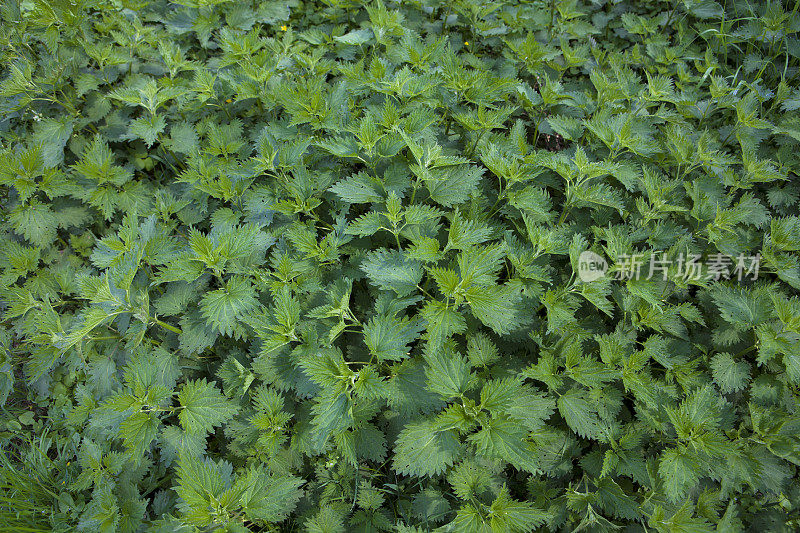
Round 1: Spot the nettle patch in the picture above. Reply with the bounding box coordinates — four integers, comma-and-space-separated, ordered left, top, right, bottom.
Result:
1, 0, 800, 531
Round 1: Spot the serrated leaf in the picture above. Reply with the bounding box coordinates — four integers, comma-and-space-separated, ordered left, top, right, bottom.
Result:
393, 419, 460, 477
464, 284, 521, 335
710, 352, 750, 393
330, 171, 384, 203
423, 164, 483, 207
469, 417, 539, 473
360, 248, 423, 296
420, 299, 467, 346
199, 276, 258, 336
33, 117, 73, 168
424, 344, 475, 399
364, 313, 423, 362
8, 202, 59, 247
119, 411, 160, 458
557, 388, 602, 440
177, 379, 238, 434
658, 447, 700, 502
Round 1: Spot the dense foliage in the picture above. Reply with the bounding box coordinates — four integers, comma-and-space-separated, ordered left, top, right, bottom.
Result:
1, 0, 800, 531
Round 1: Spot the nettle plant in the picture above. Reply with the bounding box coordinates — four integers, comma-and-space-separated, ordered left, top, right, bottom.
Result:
1, 0, 800, 531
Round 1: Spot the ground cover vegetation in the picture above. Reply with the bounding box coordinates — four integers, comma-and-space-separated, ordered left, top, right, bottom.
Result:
1, 0, 800, 531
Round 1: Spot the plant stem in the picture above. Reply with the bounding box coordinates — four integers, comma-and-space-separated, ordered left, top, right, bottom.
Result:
153, 318, 182, 335
467, 128, 486, 157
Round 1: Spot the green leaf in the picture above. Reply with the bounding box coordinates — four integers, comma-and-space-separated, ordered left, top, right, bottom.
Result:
469, 416, 539, 473
386, 358, 446, 416
174, 455, 235, 526
364, 313, 423, 362
546, 114, 584, 141
420, 299, 467, 346
393, 419, 461, 477
33, 117, 73, 168
310, 390, 353, 449
464, 284, 521, 335
167, 122, 200, 154
423, 164, 483, 207
771, 216, 800, 251
8, 202, 59, 247
447, 211, 492, 251
334, 28, 373, 45
128, 114, 167, 147
424, 343, 475, 399
481, 378, 555, 431
710, 285, 772, 330
161, 425, 207, 461
177, 379, 239, 434
361, 249, 423, 297
118, 411, 160, 458
489, 485, 549, 532
200, 276, 258, 336
330, 171, 384, 203
305, 507, 346, 533
234, 467, 304, 523
710, 352, 750, 393
557, 388, 602, 440
658, 447, 700, 502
